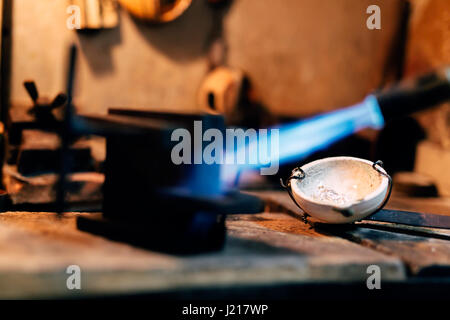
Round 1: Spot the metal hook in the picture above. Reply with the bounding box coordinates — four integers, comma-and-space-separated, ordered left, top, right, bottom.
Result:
280, 167, 310, 224
369, 160, 393, 215
280, 167, 305, 188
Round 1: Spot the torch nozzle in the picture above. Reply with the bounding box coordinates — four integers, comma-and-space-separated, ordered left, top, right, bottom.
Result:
376, 67, 450, 121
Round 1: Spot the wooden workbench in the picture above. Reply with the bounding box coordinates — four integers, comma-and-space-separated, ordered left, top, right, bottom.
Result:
0, 192, 450, 299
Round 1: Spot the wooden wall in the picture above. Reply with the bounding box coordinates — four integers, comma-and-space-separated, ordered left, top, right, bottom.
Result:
10, 0, 403, 117
405, 0, 450, 196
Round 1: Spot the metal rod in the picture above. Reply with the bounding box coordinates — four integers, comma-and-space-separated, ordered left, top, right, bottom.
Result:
56, 45, 78, 215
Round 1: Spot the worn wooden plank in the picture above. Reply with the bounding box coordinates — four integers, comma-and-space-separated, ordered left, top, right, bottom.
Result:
0, 211, 404, 298
227, 213, 404, 280
259, 191, 450, 276
334, 225, 450, 276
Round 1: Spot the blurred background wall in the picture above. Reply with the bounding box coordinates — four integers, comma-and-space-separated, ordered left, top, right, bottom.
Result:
6, 0, 450, 194
10, 0, 404, 117
404, 0, 450, 196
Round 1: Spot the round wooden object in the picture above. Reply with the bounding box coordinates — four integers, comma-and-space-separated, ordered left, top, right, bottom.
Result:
118, 0, 192, 23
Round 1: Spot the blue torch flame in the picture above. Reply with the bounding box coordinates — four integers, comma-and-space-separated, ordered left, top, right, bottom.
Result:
221, 95, 385, 185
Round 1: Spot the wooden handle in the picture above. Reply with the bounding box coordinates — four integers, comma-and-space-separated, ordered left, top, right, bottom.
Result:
118, 0, 192, 22
69, 0, 118, 30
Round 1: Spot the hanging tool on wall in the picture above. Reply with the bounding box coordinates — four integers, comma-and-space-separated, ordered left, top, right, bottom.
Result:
118, 0, 192, 23
198, 0, 274, 128
69, 0, 119, 30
